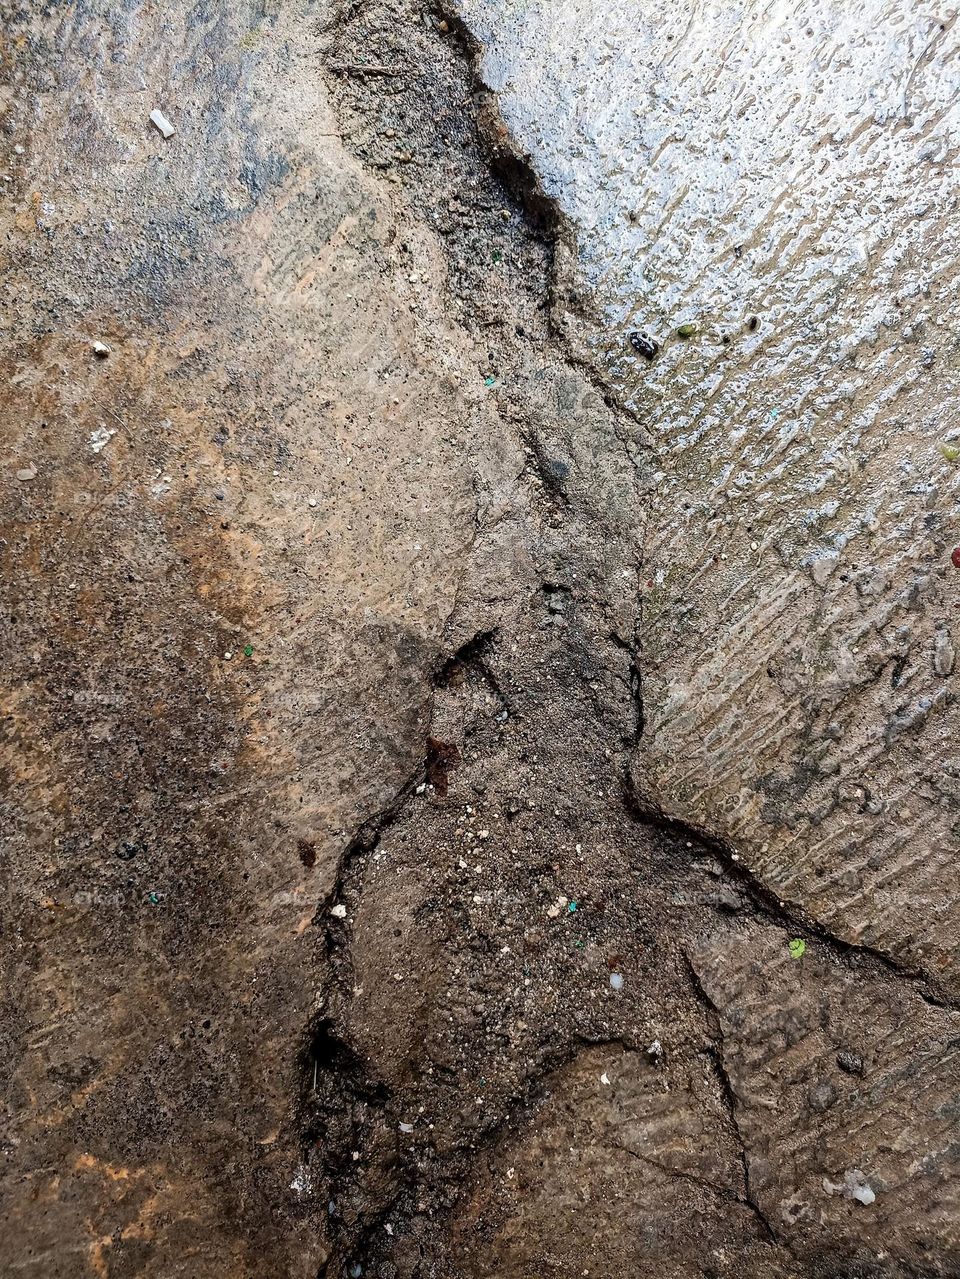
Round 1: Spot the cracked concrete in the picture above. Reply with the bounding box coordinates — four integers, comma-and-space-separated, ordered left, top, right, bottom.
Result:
2, 0, 959, 1276
456, 0, 960, 994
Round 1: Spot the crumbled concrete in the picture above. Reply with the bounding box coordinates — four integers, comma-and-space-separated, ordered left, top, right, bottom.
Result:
2, 0, 959, 1276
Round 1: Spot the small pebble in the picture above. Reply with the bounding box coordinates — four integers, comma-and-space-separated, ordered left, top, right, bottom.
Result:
934, 631, 955, 677
331, 904, 347, 919
93, 341, 110, 358
823, 1167, 876, 1206
629, 331, 659, 360
810, 552, 838, 587
836, 1050, 864, 1076
809, 1078, 838, 1113
609, 972, 624, 991
149, 108, 175, 139
16, 464, 37, 481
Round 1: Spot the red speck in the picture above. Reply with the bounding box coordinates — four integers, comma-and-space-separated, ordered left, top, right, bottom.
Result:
952, 547, 960, 569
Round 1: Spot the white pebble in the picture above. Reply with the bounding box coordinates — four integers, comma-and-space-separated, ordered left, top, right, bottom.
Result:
822, 1167, 877, 1206
149, 108, 175, 139
89, 426, 114, 453
331, 904, 347, 919
609, 972, 624, 991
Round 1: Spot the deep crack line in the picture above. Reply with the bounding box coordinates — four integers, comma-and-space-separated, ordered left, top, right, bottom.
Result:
629, 776, 960, 1016
683, 952, 780, 1247
615, 1143, 750, 1209
304, 4, 960, 1277
444, 0, 960, 1019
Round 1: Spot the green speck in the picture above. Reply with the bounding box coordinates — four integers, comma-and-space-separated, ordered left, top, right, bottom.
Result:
676, 322, 697, 339
788, 937, 806, 959
147, 891, 160, 906
574, 939, 585, 949
484, 375, 497, 387
244, 644, 254, 657
568, 901, 577, 913
492, 250, 502, 263
939, 442, 960, 463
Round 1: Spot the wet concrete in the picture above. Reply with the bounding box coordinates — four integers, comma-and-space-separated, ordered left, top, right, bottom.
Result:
457, 0, 960, 991
1, 0, 959, 1276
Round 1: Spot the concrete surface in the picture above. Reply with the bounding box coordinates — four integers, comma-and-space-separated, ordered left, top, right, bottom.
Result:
457, 0, 960, 993
1, 0, 959, 1277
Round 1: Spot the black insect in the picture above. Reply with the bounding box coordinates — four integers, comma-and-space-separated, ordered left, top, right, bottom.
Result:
629, 331, 659, 360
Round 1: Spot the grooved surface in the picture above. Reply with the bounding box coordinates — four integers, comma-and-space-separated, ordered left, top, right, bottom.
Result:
5, 0, 960, 1274
457, 0, 960, 990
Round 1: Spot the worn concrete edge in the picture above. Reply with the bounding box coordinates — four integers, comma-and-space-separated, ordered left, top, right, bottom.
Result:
420, 0, 960, 1014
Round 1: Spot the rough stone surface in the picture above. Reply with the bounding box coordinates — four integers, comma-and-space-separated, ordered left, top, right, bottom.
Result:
2, 0, 960, 1277
1, 0, 479, 1270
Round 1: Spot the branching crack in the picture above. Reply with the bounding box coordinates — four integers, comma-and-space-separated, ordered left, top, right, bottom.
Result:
627, 775, 960, 1015
434, 626, 510, 713
614, 1143, 756, 1213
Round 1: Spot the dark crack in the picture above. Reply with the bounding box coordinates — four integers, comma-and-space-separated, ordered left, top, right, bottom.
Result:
614, 1143, 768, 1219
683, 952, 780, 1247
301, 2, 960, 1276
628, 773, 960, 1015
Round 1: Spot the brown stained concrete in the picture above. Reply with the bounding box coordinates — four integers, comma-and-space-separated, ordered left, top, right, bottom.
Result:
1, 1, 959, 1278
1, 0, 483, 1271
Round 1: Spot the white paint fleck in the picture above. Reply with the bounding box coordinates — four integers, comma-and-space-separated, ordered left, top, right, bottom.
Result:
89, 426, 115, 454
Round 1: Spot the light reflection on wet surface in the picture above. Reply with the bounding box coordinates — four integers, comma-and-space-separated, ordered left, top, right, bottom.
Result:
460, 0, 960, 987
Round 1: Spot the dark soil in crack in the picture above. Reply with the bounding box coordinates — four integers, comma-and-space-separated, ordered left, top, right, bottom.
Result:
300, 5, 960, 1278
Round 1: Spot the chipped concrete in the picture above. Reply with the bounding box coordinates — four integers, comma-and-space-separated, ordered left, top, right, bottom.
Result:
455, 0, 960, 995
2, 0, 959, 1276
